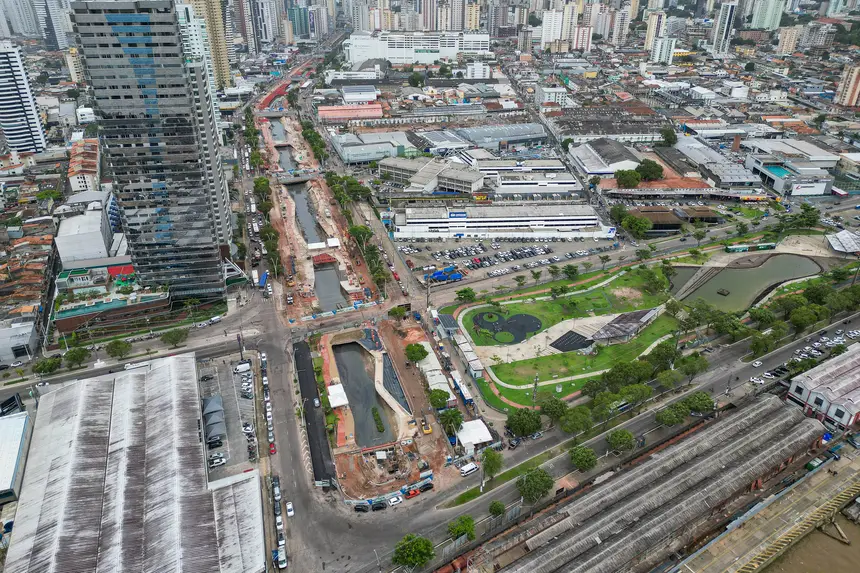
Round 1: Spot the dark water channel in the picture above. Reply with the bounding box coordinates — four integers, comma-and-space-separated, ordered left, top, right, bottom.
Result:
332, 343, 394, 448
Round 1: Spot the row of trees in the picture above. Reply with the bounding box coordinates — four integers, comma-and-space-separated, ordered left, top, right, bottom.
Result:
609, 204, 654, 239
615, 159, 665, 189
300, 120, 328, 161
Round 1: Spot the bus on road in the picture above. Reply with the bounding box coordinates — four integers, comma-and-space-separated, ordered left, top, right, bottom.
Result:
251, 269, 259, 285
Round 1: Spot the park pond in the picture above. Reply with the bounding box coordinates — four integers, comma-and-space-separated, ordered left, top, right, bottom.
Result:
671, 254, 821, 312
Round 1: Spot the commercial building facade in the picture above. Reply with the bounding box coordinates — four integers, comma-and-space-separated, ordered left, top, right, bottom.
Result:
344, 31, 491, 65
72, 0, 228, 299
391, 205, 616, 240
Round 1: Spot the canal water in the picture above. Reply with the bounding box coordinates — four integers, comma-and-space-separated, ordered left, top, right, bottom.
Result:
673, 255, 820, 312
764, 515, 860, 572
277, 142, 346, 312
332, 342, 394, 448
269, 119, 286, 141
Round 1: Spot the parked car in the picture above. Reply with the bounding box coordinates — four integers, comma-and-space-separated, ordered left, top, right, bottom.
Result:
388, 495, 403, 507
354, 504, 369, 513
418, 482, 434, 492
404, 489, 420, 499
286, 502, 294, 517
371, 502, 386, 511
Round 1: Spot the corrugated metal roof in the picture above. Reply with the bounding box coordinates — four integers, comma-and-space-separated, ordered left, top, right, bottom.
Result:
0, 411, 28, 492
4, 354, 264, 573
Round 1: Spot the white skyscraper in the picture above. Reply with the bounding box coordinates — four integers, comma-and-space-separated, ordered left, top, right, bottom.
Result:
827, 0, 847, 15
177, 3, 221, 125
570, 25, 593, 51
710, 2, 736, 57
540, 9, 564, 48
644, 10, 666, 50
650, 36, 675, 63
749, 0, 785, 31
451, 0, 464, 30
609, 7, 630, 45
253, 0, 278, 44
352, 1, 370, 31
0, 0, 40, 36
561, 2, 578, 41
0, 41, 46, 153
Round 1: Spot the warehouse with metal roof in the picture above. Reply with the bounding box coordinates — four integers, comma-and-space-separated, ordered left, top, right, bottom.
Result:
3, 354, 265, 573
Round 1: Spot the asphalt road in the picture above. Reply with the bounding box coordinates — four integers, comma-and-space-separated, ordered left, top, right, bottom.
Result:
293, 340, 335, 481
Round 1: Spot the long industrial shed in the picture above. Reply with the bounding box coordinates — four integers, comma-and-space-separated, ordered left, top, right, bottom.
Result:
499, 396, 824, 573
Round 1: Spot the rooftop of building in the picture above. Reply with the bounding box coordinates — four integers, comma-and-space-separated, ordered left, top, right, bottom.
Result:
0, 411, 28, 492
587, 138, 640, 165
2, 354, 265, 573
403, 204, 597, 220
456, 123, 547, 143
741, 138, 839, 161
56, 210, 102, 237
793, 344, 860, 405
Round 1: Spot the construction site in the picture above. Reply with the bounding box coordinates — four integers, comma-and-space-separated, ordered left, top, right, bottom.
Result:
456, 395, 857, 573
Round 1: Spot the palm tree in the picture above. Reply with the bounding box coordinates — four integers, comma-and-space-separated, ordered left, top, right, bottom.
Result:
439, 408, 464, 436
599, 254, 611, 270
531, 270, 542, 284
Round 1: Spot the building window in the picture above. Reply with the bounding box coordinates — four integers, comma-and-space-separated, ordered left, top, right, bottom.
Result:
834, 408, 845, 419
794, 385, 803, 395
813, 397, 823, 408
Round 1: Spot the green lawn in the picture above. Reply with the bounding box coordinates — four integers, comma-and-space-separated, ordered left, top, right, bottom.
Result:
439, 304, 460, 315
673, 251, 712, 265
474, 377, 512, 412
502, 268, 616, 300
461, 270, 669, 346
491, 314, 678, 386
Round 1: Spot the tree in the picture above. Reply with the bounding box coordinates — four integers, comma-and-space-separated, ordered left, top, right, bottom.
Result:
528, 13, 542, 26
689, 247, 703, 260
36, 188, 62, 201
560, 405, 592, 435
539, 395, 568, 422
656, 403, 688, 426
615, 169, 642, 189
749, 307, 776, 328
84, 122, 99, 137
646, 340, 680, 372
456, 287, 477, 303
665, 298, 682, 318
679, 353, 709, 384
429, 388, 450, 410
547, 264, 561, 280
408, 72, 424, 87
348, 225, 373, 252
481, 448, 503, 480
489, 500, 506, 517
802, 283, 834, 305
550, 285, 569, 299
693, 229, 707, 245
570, 446, 598, 472
829, 267, 850, 283
744, 62, 755, 72
405, 343, 429, 363
589, 175, 601, 188
389, 306, 406, 320
660, 127, 678, 146
599, 254, 611, 270
736, 222, 749, 236
392, 534, 434, 568
775, 294, 807, 318
622, 383, 653, 413
656, 369, 683, 391
561, 138, 574, 151
831, 343, 848, 356
516, 468, 555, 503
514, 275, 527, 288
562, 264, 579, 281
771, 320, 789, 341
607, 429, 635, 451
684, 391, 715, 414
160, 328, 189, 348
249, 150, 263, 169
635, 248, 651, 261
440, 407, 464, 435
582, 261, 594, 273
635, 159, 664, 181
531, 269, 542, 284
609, 204, 629, 224
32, 357, 62, 375
790, 306, 817, 335
64, 347, 91, 369
622, 216, 653, 239
105, 340, 132, 360
507, 408, 542, 437
447, 514, 476, 541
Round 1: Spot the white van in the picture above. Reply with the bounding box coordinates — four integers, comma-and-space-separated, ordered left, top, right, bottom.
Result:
209, 315, 222, 324
277, 548, 288, 569
233, 363, 251, 374
459, 462, 479, 477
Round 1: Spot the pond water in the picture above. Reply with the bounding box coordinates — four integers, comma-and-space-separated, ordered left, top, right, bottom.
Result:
277, 146, 346, 311
677, 254, 820, 312
332, 343, 394, 448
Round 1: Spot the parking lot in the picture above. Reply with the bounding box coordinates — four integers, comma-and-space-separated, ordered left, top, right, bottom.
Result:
397, 238, 620, 284
198, 353, 260, 478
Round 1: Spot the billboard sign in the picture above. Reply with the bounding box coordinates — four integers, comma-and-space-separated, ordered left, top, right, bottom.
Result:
448, 211, 467, 219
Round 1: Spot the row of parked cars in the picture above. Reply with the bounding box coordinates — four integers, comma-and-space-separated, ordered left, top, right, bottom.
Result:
355, 482, 434, 513
430, 243, 487, 262
271, 475, 290, 569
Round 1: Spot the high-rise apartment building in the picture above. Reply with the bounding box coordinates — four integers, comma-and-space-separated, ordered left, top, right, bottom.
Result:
628, 0, 640, 19
517, 26, 532, 51
609, 7, 630, 45
710, 2, 736, 57
421, 0, 436, 30
650, 35, 675, 63
44, 0, 70, 50
71, 0, 229, 298
541, 9, 564, 48
1, 0, 40, 36
0, 41, 46, 153
437, 1, 452, 30
465, 1, 479, 30
777, 25, 802, 54
177, 2, 221, 125
234, 0, 257, 54
836, 65, 860, 107
827, 0, 847, 15
749, 0, 784, 31
65, 46, 85, 84
644, 9, 665, 50
561, 2, 578, 42
451, 0, 464, 30
487, 1, 507, 36
188, 0, 231, 88
352, 1, 370, 31
569, 25, 593, 51
253, 0, 278, 44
